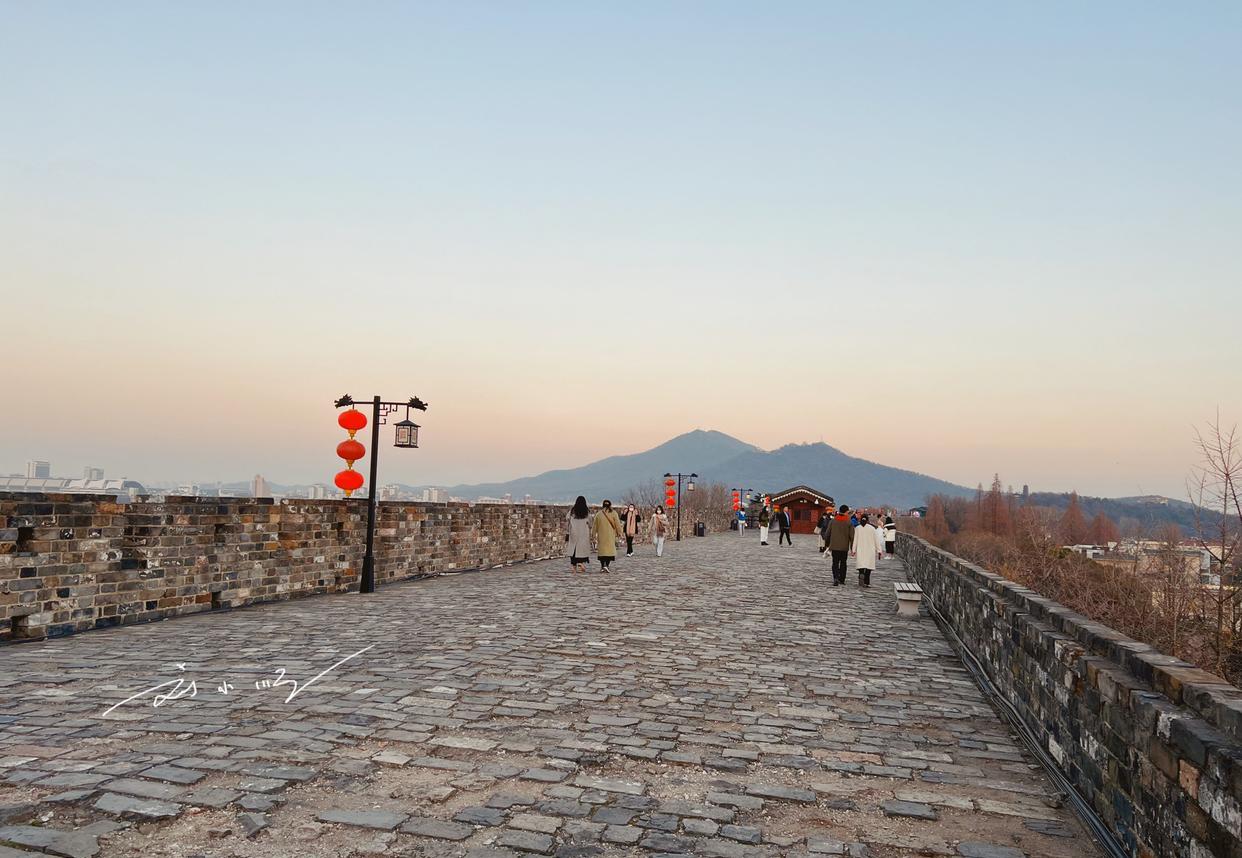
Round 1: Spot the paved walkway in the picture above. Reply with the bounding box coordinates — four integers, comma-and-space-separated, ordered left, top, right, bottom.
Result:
0, 533, 1100, 858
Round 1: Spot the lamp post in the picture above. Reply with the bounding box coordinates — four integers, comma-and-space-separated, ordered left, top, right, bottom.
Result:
334, 393, 428, 594
663, 472, 697, 541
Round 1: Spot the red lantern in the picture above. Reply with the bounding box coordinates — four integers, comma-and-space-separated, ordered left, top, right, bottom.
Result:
336, 439, 365, 466
665, 497, 676, 507
664, 479, 675, 487
334, 469, 364, 497
338, 408, 368, 438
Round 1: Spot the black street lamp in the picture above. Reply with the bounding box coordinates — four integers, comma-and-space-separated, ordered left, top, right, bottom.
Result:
663, 472, 698, 541
335, 393, 429, 594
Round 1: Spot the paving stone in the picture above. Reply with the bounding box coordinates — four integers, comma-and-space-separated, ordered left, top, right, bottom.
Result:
700, 839, 754, 858
881, 799, 939, 821
958, 844, 1025, 858
573, 774, 645, 795
602, 823, 646, 845
538, 799, 592, 818
317, 809, 408, 830
510, 813, 562, 834
638, 832, 693, 852
684, 818, 719, 836
93, 792, 182, 820
497, 830, 555, 853
431, 735, 498, 751
744, 784, 816, 803
454, 806, 507, 826
240, 764, 316, 782
807, 837, 848, 854
237, 777, 289, 794
139, 764, 206, 784
238, 793, 279, 811
658, 800, 733, 822
31, 772, 111, 789
401, 816, 474, 840
1023, 818, 1075, 837
96, 777, 185, 800
183, 786, 242, 808
707, 793, 764, 812
488, 792, 540, 809
238, 812, 268, 838
522, 768, 568, 783
372, 750, 412, 767
45, 789, 100, 804
720, 824, 762, 844
0, 825, 101, 858
591, 806, 636, 825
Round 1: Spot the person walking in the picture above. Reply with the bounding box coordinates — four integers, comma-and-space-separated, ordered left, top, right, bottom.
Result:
623, 503, 642, 557
884, 513, 896, 555
777, 507, 793, 545
816, 508, 831, 553
566, 495, 592, 574
736, 507, 747, 535
650, 507, 669, 557
852, 513, 882, 587
758, 505, 771, 545
592, 499, 623, 573
826, 505, 854, 585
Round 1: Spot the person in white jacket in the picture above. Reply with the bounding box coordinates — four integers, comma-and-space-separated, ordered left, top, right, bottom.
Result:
851, 514, 884, 588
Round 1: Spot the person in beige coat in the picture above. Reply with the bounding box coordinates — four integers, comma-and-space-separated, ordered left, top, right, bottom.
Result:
592, 500, 623, 572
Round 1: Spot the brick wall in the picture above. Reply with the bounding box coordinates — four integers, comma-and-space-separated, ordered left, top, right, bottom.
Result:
898, 531, 1242, 857
0, 492, 569, 642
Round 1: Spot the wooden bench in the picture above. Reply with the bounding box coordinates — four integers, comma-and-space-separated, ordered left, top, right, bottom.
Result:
894, 582, 924, 618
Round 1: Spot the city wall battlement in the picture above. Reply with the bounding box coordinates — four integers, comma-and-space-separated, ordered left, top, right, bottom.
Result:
899, 531, 1242, 858
0, 491, 568, 642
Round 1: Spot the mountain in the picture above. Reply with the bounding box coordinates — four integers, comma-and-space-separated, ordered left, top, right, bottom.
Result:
440, 431, 972, 507
1026, 492, 1210, 536
440, 430, 759, 503
717, 442, 974, 508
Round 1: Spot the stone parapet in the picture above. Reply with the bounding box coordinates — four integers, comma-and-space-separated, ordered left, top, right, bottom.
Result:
898, 531, 1242, 857
0, 492, 568, 641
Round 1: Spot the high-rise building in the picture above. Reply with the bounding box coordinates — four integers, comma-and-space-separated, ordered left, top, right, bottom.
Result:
84, 466, 104, 481
251, 474, 269, 498
307, 484, 327, 500
26, 461, 50, 479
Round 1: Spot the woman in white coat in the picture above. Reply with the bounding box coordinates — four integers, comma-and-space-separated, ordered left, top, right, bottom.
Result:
852, 514, 883, 588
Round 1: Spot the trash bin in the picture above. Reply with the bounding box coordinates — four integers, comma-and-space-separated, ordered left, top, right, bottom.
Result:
695, 522, 706, 537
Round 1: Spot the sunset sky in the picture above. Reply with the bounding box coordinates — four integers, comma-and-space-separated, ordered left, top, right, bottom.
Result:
4, 3, 1240, 498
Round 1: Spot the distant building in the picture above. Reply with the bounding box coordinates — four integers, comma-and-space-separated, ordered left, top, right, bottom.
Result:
0, 476, 146, 501
307, 484, 328, 500
26, 461, 50, 479
420, 487, 446, 503
251, 474, 269, 498
770, 486, 835, 534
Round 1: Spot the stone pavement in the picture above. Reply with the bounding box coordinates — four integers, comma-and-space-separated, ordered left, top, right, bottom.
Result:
0, 532, 1101, 858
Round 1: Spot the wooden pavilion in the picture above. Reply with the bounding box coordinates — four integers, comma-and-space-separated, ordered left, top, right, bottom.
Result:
770, 485, 836, 534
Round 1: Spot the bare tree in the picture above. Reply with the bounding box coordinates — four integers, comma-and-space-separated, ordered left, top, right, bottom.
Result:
1187, 413, 1242, 677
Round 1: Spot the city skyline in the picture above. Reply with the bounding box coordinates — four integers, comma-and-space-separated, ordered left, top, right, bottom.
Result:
4, 3, 1241, 499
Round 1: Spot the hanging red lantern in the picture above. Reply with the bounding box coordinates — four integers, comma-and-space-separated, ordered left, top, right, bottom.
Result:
664, 479, 676, 487
338, 408, 368, 438
334, 469, 364, 497
336, 439, 365, 466
665, 497, 676, 507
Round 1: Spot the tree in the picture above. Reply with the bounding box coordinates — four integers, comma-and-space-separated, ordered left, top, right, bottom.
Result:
1088, 512, 1120, 545
981, 474, 1012, 537
1187, 414, 1242, 678
1058, 492, 1089, 544
923, 495, 949, 542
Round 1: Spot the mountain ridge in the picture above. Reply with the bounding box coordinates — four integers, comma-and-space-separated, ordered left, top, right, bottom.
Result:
438, 430, 974, 507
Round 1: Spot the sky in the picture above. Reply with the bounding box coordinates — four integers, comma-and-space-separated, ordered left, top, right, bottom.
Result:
3, 2, 1240, 498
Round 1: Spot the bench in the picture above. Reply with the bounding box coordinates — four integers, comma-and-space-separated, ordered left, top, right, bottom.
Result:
894, 582, 924, 618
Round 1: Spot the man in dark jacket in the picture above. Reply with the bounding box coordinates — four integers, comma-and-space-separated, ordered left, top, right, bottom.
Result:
776, 508, 793, 545
815, 511, 830, 553
826, 505, 855, 586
